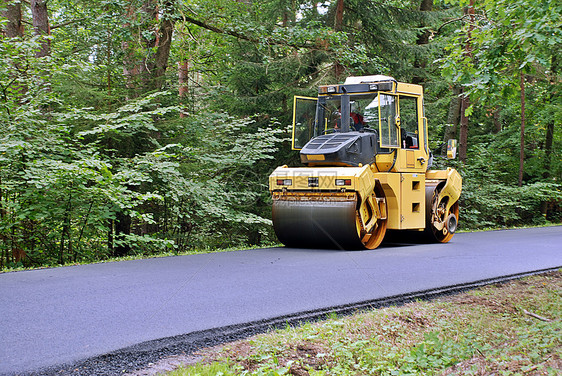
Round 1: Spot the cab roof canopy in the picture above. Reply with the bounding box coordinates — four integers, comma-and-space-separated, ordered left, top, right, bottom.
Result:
344, 75, 423, 96
319, 75, 422, 96
343, 75, 396, 85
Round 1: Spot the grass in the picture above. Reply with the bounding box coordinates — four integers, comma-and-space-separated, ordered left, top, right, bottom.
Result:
165, 271, 561, 376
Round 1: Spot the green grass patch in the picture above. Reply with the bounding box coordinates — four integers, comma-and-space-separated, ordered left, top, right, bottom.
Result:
164, 271, 562, 376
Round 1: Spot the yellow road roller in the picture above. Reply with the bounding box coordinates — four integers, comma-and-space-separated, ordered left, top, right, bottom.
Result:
268, 75, 462, 249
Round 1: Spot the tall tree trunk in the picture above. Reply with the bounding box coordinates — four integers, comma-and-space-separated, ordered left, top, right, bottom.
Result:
30, 0, 51, 58
333, 0, 345, 80
541, 117, 555, 216
412, 0, 433, 84
107, 219, 114, 254
544, 121, 554, 174
152, 1, 175, 91
518, 72, 525, 187
122, 4, 137, 91
334, 0, 344, 35
458, 0, 475, 163
122, 0, 174, 92
114, 212, 131, 257
2, 0, 27, 100
178, 60, 189, 117
543, 54, 558, 181
105, 5, 113, 101
442, 86, 461, 155
458, 91, 469, 162
282, 1, 289, 27
2, 0, 24, 38
122, 0, 158, 94
492, 107, 502, 133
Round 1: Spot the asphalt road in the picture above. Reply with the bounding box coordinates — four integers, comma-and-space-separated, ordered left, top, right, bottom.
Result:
1, 227, 561, 375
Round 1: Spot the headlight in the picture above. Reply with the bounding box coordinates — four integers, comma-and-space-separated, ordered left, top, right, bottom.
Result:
276, 179, 292, 186
335, 179, 352, 186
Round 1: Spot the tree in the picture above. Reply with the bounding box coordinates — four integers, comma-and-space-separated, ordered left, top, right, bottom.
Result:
2, 0, 23, 38
333, 0, 345, 79
441, 0, 562, 183
412, 0, 434, 84
458, 0, 474, 164
30, 0, 51, 57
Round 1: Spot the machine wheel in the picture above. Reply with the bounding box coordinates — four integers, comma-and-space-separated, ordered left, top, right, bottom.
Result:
356, 183, 387, 249
425, 182, 459, 243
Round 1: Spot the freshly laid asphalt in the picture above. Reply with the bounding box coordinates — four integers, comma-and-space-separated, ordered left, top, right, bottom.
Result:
0, 227, 561, 375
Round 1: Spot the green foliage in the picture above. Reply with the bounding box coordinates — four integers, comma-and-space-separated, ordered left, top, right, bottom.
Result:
168, 362, 240, 376
455, 142, 562, 229
133, 112, 285, 250
1, 0, 561, 268
441, 0, 562, 98
325, 330, 477, 375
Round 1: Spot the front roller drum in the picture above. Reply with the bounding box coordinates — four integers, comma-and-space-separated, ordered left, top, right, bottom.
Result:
272, 191, 387, 250
425, 181, 460, 243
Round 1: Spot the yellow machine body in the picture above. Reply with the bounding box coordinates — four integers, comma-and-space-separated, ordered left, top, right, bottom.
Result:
269, 75, 463, 249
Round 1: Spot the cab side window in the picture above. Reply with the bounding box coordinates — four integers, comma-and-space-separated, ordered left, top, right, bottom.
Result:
293, 97, 318, 149
379, 94, 399, 148
399, 96, 419, 149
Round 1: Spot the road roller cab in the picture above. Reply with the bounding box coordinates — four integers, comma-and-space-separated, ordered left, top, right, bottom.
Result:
269, 75, 462, 250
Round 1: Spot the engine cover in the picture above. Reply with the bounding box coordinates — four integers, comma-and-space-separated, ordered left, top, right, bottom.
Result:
300, 131, 378, 167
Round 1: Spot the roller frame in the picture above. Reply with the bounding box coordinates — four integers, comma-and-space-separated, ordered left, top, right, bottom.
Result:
425, 178, 461, 243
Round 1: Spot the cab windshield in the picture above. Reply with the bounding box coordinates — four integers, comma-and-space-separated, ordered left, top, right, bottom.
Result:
293, 92, 401, 150
315, 93, 398, 147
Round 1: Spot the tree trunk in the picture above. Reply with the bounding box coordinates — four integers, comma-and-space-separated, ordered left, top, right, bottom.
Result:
458, 0, 475, 163
333, 0, 345, 80
543, 54, 558, 180
442, 86, 461, 155
114, 212, 131, 257
459, 91, 469, 162
122, 4, 137, 91
107, 219, 114, 254
30, 0, 51, 58
492, 107, 502, 133
178, 60, 189, 117
2, 1, 27, 99
2, 0, 24, 38
540, 117, 554, 216
419, 0, 434, 19
152, 1, 175, 90
412, 0, 433, 84
334, 0, 344, 32
544, 121, 554, 174
518, 72, 525, 187
122, 0, 158, 94
122, 0, 174, 92
106, 13, 112, 99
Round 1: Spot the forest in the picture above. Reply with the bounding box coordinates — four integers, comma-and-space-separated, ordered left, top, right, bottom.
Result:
0, 0, 561, 269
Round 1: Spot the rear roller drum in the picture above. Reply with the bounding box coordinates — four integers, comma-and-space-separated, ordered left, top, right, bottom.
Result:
425, 182, 459, 243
